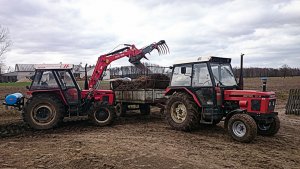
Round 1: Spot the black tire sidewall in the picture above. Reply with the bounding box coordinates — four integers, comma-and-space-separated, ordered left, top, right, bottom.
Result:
89, 104, 115, 126
228, 113, 257, 143
257, 115, 280, 136
24, 95, 63, 130
166, 93, 199, 131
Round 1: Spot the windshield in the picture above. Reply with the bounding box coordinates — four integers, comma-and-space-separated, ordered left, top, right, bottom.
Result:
210, 63, 237, 86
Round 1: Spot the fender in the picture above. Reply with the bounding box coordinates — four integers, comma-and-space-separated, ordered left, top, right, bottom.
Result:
165, 87, 201, 107
28, 90, 68, 105
224, 109, 247, 129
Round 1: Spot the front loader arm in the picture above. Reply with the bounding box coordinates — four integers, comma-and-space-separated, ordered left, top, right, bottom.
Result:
88, 40, 169, 89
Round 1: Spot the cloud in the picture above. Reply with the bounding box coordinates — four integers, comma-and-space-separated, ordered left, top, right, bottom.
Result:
0, 0, 299, 71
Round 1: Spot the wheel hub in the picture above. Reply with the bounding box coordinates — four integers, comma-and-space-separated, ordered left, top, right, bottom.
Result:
171, 102, 187, 123
232, 121, 247, 137
33, 105, 55, 124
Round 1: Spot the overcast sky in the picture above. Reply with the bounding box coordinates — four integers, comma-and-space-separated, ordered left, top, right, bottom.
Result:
0, 0, 300, 71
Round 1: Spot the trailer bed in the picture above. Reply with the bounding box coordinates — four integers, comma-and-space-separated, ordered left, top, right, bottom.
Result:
114, 89, 166, 104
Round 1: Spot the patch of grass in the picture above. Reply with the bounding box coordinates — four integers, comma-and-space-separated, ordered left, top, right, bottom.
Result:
0, 82, 31, 87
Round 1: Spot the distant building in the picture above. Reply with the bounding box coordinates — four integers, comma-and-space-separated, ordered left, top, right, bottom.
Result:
0, 64, 86, 83
0, 64, 35, 82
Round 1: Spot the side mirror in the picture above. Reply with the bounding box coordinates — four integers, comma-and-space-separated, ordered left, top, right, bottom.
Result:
181, 67, 186, 74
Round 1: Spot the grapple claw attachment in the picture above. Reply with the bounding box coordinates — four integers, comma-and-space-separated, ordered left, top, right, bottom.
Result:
155, 40, 169, 55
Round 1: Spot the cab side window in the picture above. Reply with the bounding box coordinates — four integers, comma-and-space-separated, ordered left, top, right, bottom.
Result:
31, 70, 58, 89
192, 63, 212, 87
171, 65, 192, 86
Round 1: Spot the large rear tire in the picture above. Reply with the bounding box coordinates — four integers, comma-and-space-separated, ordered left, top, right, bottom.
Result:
89, 103, 116, 126
257, 115, 280, 136
166, 92, 199, 131
23, 94, 64, 130
227, 113, 257, 143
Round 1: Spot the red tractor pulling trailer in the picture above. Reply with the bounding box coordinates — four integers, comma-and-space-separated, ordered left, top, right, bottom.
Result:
4, 40, 169, 130
4, 40, 279, 142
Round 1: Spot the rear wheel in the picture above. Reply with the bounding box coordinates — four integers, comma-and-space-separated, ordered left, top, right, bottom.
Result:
23, 94, 64, 130
257, 115, 280, 136
227, 113, 257, 143
166, 92, 199, 131
89, 103, 115, 126
139, 104, 150, 115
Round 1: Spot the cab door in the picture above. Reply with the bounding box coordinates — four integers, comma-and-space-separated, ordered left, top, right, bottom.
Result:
192, 63, 216, 107
55, 70, 80, 105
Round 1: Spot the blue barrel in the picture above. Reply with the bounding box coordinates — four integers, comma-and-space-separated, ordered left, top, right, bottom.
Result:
5, 93, 23, 105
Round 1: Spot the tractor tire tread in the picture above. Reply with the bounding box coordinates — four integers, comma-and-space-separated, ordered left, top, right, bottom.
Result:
228, 113, 257, 143
23, 94, 64, 130
166, 92, 199, 131
258, 115, 280, 136
88, 102, 116, 126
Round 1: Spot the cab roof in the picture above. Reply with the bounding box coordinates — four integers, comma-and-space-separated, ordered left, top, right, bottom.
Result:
34, 64, 73, 70
173, 56, 231, 66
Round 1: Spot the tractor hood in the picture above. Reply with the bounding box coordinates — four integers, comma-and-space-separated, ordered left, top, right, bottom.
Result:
224, 90, 276, 98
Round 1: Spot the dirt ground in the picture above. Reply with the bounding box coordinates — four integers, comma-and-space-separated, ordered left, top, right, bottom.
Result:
0, 77, 300, 169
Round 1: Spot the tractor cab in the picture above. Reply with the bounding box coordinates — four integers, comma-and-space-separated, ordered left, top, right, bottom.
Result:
28, 64, 81, 106
169, 56, 236, 112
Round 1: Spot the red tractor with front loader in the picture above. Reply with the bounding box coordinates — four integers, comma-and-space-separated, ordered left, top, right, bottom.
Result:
4, 40, 169, 130
164, 55, 280, 142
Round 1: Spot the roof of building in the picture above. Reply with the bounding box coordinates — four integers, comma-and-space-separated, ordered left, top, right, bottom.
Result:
1, 71, 18, 76
15, 64, 35, 72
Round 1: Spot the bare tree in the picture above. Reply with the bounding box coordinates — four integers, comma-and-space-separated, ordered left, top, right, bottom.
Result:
280, 64, 290, 78
0, 25, 11, 73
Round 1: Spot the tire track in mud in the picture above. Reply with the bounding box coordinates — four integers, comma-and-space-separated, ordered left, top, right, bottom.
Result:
0, 122, 31, 138
0, 112, 160, 138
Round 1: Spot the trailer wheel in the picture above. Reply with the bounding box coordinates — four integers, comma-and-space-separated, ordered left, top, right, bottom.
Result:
89, 103, 115, 126
23, 94, 64, 130
257, 115, 280, 136
227, 113, 257, 143
115, 103, 127, 117
139, 104, 150, 115
166, 92, 199, 131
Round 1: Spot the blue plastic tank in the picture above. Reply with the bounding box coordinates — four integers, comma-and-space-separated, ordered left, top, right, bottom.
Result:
5, 93, 23, 105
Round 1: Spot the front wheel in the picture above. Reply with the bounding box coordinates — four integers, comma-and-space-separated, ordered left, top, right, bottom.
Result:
227, 113, 257, 143
89, 103, 115, 126
257, 115, 280, 136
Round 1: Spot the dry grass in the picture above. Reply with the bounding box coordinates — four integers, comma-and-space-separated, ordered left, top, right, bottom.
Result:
244, 76, 300, 107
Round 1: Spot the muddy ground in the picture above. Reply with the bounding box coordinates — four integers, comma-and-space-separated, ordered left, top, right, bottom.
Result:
0, 77, 300, 168
1, 106, 300, 169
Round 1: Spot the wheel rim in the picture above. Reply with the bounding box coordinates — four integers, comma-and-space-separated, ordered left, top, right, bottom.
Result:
94, 108, 110, 123
232, 121, 247, 137
32, 104, 55, 125
170, 101, 187, 123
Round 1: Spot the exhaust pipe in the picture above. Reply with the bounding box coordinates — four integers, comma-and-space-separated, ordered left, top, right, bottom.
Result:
238, 53, 244, 90
84, 64, 88, 90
